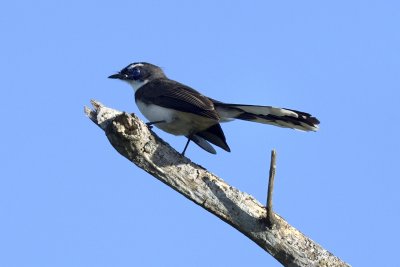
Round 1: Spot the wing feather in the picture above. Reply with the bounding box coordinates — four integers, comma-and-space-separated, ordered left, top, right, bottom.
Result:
135, 79, 219, 120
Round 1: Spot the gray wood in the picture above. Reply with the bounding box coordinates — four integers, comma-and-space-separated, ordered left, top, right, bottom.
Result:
84, 100, 350, 267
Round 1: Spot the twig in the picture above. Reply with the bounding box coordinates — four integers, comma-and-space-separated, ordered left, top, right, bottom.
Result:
266, 149, 277, 227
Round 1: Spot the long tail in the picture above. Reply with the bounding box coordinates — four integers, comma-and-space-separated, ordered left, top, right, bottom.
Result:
214, 102, 320, 131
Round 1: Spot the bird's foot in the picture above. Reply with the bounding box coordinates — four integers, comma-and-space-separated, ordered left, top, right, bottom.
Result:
145, 122, 154, 129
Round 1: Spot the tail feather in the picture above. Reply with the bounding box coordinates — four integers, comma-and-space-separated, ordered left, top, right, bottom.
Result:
189, 135, 217, 154
195, 124, 231, 152
214, 103, 320, 131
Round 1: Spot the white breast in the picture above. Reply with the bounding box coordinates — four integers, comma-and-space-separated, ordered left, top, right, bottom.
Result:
136, 100, 175, 123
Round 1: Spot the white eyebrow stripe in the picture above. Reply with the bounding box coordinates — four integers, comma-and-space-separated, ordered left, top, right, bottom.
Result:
128, 63, 144, 69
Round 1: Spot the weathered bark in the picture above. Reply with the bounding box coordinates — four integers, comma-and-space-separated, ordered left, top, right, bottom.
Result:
84, 100, 350, 267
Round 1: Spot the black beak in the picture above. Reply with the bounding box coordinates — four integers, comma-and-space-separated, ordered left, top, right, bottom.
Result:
108, 73, 127, 79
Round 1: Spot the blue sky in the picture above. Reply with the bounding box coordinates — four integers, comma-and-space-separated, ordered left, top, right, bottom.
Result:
1, 1, 399, 266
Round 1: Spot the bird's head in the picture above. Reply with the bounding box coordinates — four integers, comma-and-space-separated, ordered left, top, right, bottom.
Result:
108, 62, 165, 91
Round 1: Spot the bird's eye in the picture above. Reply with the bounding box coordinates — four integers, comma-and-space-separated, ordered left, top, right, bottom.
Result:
130, 68, 141, 80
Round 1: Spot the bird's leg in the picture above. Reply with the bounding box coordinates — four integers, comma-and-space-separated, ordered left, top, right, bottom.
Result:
146, 120, 165, 129
181, 137, 191, 156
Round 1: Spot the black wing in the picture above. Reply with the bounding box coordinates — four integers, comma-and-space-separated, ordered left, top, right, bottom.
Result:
135, 78, 219, 120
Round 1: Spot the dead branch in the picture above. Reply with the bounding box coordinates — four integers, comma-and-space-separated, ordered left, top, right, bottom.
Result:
84, 100, 350, 267
266, 149, 277, 227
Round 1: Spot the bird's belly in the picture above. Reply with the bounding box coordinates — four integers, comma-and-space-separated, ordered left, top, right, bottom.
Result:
136, 101, 216, 136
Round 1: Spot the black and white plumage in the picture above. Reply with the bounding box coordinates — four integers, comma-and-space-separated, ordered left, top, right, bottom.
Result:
109, 62, 320, 155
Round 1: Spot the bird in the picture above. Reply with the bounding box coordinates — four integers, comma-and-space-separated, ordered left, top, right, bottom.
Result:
108, 62, 320, 155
